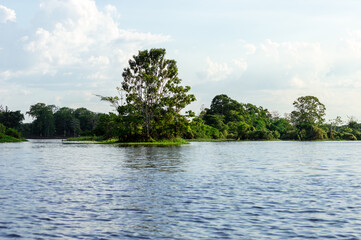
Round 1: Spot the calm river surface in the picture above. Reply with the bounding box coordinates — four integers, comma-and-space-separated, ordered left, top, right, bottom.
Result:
1, 140, 361, 239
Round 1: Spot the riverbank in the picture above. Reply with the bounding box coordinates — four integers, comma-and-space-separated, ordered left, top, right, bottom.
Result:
63, 137, 189, 145
0, 135, 27, 143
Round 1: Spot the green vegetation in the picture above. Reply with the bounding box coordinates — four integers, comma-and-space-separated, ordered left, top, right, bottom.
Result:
0, 123, 26, 143
99, 48, 195, 142
290, 96, 327, 140
64, 137, 188, 145
100, 138, 189, 145
184, 94, 361, 141
0, 106, 26, 143
2, 49, 361, 143
65, 136, 104, 141
23, 104, 100, 138
184, 94, 277, 140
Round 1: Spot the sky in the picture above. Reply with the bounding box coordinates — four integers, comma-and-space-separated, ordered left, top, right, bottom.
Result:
1, 0, 361, 123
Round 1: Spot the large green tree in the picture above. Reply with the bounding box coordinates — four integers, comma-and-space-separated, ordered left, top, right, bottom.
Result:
291, 96, 326, 126
27, 103, 56, 137
290, 96, 327, 140
54, 107, 80, 137
0, 106, 24, 129
200, 94, 277, 140
102, 48, 196, 141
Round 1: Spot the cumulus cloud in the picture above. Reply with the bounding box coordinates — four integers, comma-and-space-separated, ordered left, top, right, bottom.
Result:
205, 57, 232, 82
0, 0, 174, 113
20, 0, 170, 77
200, 39, 329, 89
0, 0, 171, 86
0, 0, 172, 115
201, 56, 248, 82
0, 5, 16, 23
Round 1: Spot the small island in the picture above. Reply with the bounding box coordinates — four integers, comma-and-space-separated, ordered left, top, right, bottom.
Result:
0, 124, 26, 143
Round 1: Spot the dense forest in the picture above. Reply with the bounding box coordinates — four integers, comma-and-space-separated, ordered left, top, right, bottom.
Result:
1, 94, 361, 142
1, 48, 361, 142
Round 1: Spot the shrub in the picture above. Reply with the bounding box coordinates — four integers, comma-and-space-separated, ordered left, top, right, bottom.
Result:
272, 130, 281, 139
5, 128, 22, 139
248, 129, 273, 140
352, 130, 361, 140
0, 123, 6, 134
342, 132, 357, 141
280, 129, 298, 140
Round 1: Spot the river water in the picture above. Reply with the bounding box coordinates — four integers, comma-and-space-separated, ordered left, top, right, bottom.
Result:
1, 140, 361, 239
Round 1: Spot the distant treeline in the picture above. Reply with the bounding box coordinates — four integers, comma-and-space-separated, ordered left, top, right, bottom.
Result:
185, 94, 360, 141
0, 104, 104, 138
1, 94, 360, 141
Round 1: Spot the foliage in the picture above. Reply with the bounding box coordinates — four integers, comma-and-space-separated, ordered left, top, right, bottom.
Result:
291, 96, 326, 126
199, 94, 279, 140
0, 123, 25, 143
24, 103, 100, 138
0, 123, 5, 135
290, 96, 327, 140
183, 117, 221, 139
65, 136, 104, 141
5, 128, 22, 139
101, 48, 196, 141
342, 132, 357, 141
74, 108, 99, 135
0, 107, 26, 142
0, 106, 24, 129
27, 103, 56, 137
99, 138, 189, 145
0, 135, 25, 143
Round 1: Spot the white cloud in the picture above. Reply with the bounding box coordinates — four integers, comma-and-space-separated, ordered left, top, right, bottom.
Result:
205, 57, 232, 82
104, 4, 120, 19
195, 35, 361, 120
17, 0, 171, 79
0, 5, 16, 23
88, 56, 110, 66
0, 0, 172, 116
244, 43, 257, 55
341, 30, 361, 54
232, 58, 248, 71
290, 76, 306, 88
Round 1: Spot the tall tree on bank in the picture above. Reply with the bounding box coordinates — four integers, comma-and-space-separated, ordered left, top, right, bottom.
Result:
290, 96, 327, 140
101, 48, 196, 141
27, 103, 56, 137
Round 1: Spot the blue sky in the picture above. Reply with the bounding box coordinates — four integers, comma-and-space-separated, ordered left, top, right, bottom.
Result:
1, 0, 361, 123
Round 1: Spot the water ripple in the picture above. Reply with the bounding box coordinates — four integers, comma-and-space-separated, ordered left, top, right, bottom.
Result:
1, 140, 361, 239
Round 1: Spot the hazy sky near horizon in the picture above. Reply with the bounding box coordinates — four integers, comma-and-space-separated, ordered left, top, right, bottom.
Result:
1, 0, 361, 121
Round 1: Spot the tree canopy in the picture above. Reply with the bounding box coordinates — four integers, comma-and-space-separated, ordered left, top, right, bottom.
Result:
101, 48, 196, 141
289, 96, 327, 140
291, 96, 326, 126
0, 105, 24, 129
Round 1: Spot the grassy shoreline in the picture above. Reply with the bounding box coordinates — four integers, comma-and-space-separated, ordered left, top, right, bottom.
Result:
63, 137, 189, 145
63, 136, 360, 145
0, 135, 27, 143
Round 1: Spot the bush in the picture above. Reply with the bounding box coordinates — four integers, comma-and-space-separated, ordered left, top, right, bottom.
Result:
0, 123, 6, 134
280, 129, 298, 140
310, 125, 327, 140
248, 129, 273, 140
5, 128, 22, 139
272, 130, 281, 139
352, 130, 361, 140
184, 120, 222, 139
342, 132, 357, 141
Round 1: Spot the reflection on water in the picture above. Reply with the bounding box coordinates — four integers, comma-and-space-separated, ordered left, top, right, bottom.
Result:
120, 145, 186, 172
1, 140, 361, 239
